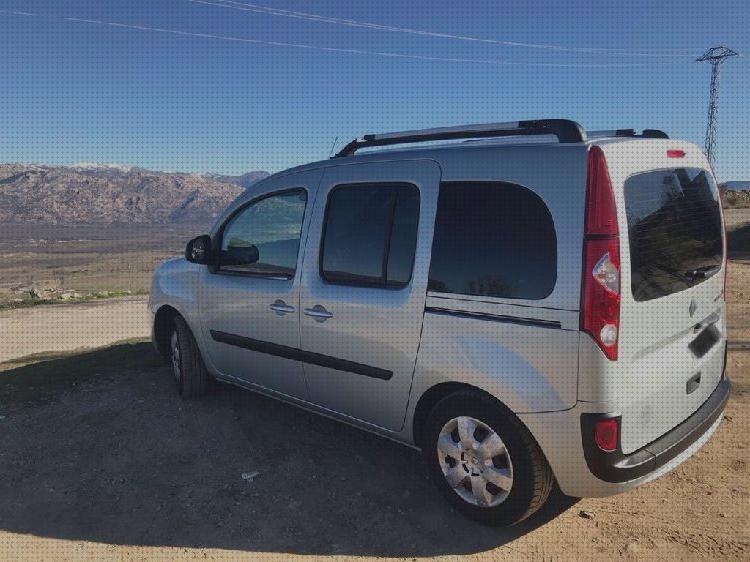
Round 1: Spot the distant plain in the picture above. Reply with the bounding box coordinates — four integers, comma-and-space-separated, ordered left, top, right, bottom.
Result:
1, 206, 748, 307
0, 222, 202, 306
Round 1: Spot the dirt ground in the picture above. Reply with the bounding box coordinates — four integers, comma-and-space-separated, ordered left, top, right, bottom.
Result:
0, 296, 149, 363
0, 219, 748, 560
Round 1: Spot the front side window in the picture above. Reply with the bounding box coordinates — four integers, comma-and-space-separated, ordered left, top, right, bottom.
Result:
428, 182, 557, 300
320, 183, 420, 287
219, 189, 307, 277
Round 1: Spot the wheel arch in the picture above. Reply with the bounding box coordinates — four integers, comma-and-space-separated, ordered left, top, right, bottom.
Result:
411, 382, 551, 461
412, 382, 477, 448
152, 304, 182, 360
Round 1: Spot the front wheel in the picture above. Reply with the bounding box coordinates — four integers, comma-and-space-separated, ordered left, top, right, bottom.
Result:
423, 390, 554, 526
170, 315, 210, 399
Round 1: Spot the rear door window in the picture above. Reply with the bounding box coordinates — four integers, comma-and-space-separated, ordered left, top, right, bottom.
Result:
624, 168, 723, 301
428, 182, 557, 300
320, 183, 419, 287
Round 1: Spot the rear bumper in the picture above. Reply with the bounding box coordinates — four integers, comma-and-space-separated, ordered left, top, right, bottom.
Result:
518, 374, 730, 498
580, 378, 731, 483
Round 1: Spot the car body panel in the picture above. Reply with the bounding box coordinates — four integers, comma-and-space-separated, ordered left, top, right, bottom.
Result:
409, 296, 581, 414
149, 258, 201, 333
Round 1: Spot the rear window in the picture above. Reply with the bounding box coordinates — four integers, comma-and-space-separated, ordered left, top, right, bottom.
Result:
624, 168, 723, 302
428, 182, 557, 300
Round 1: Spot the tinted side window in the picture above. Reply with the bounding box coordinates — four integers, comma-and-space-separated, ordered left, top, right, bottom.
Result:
428, 182, 557, 300
219, 189, 307, 277
320, 184, 419, 287
386, 188, 420, 286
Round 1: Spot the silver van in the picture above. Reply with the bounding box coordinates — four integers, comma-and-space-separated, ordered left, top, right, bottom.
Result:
150, 120, 730, 525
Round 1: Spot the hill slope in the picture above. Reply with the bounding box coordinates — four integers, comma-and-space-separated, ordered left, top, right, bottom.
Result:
0, 164, 269, 224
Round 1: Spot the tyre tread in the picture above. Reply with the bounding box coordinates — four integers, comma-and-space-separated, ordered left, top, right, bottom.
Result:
173, 316, 209, 398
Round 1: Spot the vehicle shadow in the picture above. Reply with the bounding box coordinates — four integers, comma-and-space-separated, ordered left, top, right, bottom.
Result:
0, 343, 578, 556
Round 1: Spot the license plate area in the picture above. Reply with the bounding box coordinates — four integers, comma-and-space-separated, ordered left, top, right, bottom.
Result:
689, 324, 720, 358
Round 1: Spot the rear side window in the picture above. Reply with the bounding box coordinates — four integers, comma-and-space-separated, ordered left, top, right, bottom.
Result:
428, 182, 557, 300
624, 168, 723, 301
320, 183, 419, 287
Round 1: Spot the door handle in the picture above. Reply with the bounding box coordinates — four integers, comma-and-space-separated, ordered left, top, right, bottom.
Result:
303, 305, 333, 322
270, 300, 295, 315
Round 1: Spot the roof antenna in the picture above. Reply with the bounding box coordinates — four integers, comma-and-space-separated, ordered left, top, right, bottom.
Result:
328, 136, 339, 159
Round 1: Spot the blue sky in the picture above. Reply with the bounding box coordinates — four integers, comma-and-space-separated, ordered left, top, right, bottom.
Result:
0, 1, 748, 179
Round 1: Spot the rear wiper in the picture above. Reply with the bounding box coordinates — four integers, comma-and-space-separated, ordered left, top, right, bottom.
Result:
684, 265, 721, 281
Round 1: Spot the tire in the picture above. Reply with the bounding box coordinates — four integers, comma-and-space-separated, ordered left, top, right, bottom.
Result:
170, 315, 210, 399
422, 389, 554, 526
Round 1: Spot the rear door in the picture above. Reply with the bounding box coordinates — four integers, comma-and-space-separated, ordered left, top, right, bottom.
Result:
298, 160, 441, 431
604, 142, 726, 453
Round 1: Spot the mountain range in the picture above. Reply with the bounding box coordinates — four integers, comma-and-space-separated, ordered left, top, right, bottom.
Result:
0, 162, 746, 226
0, 163, 269, 224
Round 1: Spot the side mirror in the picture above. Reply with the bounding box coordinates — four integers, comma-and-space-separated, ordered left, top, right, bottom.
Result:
185, 235, 213, 265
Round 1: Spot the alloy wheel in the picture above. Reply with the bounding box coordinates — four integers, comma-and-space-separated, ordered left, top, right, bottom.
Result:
437, 416, 514, 508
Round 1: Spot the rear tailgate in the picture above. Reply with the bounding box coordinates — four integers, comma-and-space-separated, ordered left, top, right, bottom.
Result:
596, 140, 726, 454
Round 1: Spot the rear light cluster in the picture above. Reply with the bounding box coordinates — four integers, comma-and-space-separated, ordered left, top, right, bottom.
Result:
581, 147, 621, 360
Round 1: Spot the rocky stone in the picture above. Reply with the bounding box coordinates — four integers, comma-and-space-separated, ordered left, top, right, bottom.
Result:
721, 187, 750, 209
59, 291, 82, 300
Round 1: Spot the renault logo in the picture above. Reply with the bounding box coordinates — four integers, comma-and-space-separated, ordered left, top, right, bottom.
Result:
689, 299, 697, 317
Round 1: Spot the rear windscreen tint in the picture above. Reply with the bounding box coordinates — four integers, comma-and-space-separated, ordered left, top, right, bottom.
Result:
624, 168, 723, 302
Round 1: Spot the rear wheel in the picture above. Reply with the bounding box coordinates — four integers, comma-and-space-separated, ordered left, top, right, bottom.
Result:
423, 390, 554, 526
170, 316, 210, 398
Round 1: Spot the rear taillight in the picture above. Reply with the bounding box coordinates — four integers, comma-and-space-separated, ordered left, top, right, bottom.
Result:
581, 146, 621, 360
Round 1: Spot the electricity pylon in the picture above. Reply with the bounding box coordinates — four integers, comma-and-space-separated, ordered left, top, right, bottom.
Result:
696, 46, 738, 167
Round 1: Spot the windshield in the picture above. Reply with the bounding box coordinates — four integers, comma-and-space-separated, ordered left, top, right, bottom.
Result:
624, 167, 723, 302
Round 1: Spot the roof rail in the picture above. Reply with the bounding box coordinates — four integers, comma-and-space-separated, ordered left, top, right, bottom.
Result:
333, 119, 587, 158
587, 128, 669, 140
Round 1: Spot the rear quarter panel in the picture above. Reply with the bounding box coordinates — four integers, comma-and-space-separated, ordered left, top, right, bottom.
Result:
405, 144, 589, 430
411, 299, 581, 414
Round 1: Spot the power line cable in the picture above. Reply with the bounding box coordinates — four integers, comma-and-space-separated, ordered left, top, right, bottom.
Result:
0, 9, 654, 68
189, 0, 696, 57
